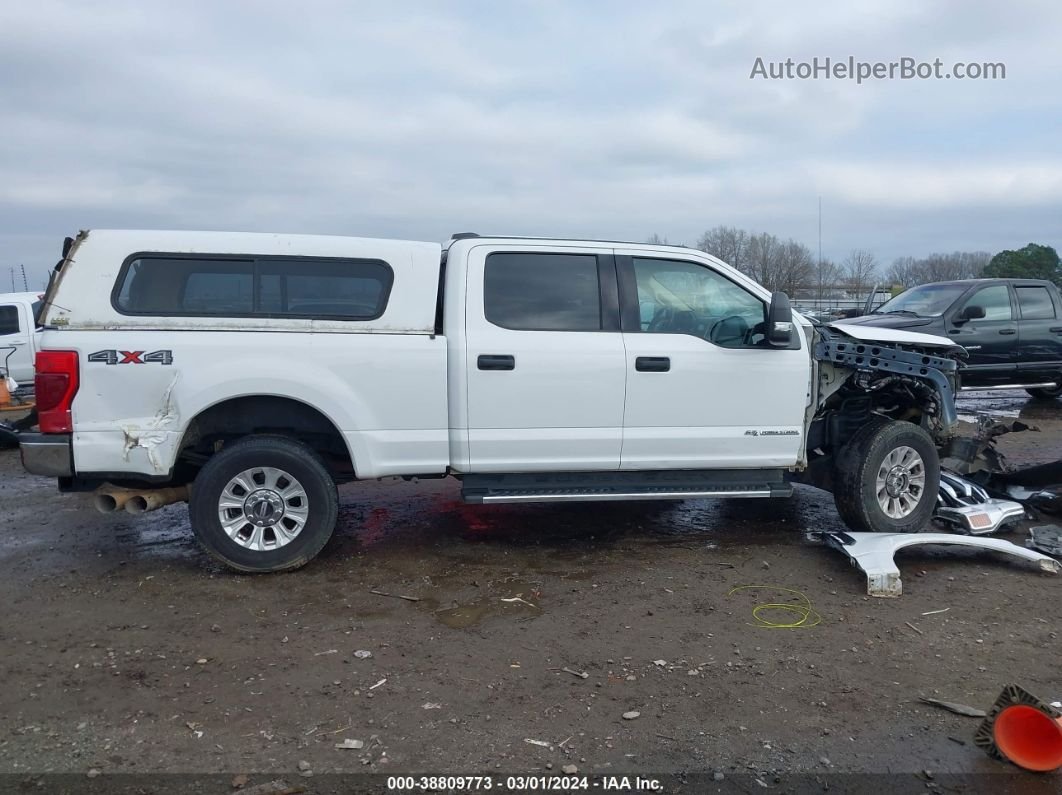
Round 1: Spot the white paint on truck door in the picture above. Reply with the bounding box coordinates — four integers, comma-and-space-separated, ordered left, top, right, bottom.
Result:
617, 251, 810, 469
0, 299, 35, 383
463, 244, 626, 471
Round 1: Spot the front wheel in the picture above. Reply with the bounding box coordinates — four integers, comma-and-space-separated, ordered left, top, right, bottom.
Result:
832, 417, 939, 533
190, 435, 339, 572
1026, 382, 1062, 400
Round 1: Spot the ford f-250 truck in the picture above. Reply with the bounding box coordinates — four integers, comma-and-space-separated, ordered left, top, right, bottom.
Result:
21, 230, 966, 572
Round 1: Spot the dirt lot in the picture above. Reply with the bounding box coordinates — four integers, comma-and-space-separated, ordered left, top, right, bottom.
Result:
1, 392, 1060, 792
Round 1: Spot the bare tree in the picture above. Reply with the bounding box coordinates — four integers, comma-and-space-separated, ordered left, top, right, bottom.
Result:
746, 232, 782, 291
844, 249, 878, 296
775, 239, 814, 296
886, 256, 921, 288
887, 251, 991, 287
813, 258, 843, 300
696, 226, 749, 272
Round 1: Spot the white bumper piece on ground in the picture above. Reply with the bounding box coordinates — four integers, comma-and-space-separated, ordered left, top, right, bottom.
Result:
823, 531, 1061, 597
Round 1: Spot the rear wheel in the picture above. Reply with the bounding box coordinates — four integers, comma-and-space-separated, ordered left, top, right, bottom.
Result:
1026, 382, 1062, 400
190, 435, 338, 572
832, 417, 939, 533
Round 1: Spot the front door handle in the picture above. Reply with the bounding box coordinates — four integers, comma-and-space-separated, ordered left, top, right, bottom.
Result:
998, 328, 1017, 335
477, 354, 515, 371
635, 356, 670, 372
1050, 326, 1062, 334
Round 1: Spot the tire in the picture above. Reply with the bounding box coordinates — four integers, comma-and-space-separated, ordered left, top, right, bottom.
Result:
832, 417, 939, 533
190, 435, 338, 572
1026, 383, 1062, 400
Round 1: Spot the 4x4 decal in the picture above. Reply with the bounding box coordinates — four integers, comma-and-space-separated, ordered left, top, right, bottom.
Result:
87, 349, 173, 365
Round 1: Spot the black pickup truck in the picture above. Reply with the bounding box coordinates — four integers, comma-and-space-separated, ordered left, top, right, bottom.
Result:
839, 278, 1062, 398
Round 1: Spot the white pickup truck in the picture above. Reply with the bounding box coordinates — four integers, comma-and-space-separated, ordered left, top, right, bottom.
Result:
0, 291, 43, 385
21, 230, 966, 572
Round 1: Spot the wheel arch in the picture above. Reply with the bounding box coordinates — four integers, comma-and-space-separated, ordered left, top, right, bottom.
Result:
176, 394, 357, 480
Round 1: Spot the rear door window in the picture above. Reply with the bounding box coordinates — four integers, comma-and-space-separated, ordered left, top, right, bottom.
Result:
0, 305, 19, 336
1016, 286, 1056, 320
484, 252, 602, 331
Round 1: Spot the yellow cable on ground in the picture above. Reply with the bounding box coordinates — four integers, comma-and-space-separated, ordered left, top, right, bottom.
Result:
727, 584, 822, 629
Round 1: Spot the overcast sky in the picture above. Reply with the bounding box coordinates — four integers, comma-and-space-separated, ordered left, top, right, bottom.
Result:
2, 0, 1060, 288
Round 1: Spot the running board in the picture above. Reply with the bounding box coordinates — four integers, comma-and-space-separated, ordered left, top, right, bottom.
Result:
959, 382, 1057, 392
461, 469, 792, 504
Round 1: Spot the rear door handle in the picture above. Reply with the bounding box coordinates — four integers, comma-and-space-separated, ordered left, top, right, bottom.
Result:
635, 356, 670, 372
1050, 326, 1062, 334
998, 328, 1017, 335
477, 354, 515, 371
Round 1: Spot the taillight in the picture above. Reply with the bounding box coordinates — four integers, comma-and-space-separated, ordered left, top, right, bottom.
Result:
35, 351, 79, 433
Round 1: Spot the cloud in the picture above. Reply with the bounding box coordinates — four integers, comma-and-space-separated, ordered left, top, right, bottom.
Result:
0, 0, 1060, 286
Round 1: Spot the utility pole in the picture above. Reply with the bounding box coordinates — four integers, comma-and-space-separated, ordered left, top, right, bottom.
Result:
19, 264, 28, 291
817, 196, 822, 269
9, 267, 14, 292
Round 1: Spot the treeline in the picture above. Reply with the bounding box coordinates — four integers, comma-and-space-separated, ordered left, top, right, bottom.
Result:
647, 226, 993, 297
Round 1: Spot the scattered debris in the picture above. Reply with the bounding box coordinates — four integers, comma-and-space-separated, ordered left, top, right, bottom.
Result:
500, 596, 540, 608
354, 650, 373, 659
422, 702, 442, 710
369, 678, 387, 690
726, 584, 822, 628
904, 621, 924, 636
524, 738, 552, 748
1029, 525, 1062, 557
334, 738, 364, 750
313, 649, 338, 657
921, 608, 950, 616
231, 774, 249, 789
561, 667, 589, 679
195, 658, 208, 665
296, 761, 311, 773
941, 417, 1035, 477
562, 764, 578, 774
920, 697, 986, 718
823, 531, 1061, 597
370, 589, 420, 602
622, 711, 641, 720
935, 470, 1025, 535
653, 659, 667, 667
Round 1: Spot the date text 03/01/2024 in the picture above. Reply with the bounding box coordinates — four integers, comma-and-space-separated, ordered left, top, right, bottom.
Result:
385, 775, 663, 791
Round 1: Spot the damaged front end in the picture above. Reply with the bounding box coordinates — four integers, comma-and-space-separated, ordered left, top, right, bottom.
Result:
804, 324, 966, 466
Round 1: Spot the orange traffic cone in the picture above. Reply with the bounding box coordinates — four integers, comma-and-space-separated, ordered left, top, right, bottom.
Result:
975, 684, 1062, 772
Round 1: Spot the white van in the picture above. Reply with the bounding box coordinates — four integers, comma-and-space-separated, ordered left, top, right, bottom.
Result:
0, 291, 42, 385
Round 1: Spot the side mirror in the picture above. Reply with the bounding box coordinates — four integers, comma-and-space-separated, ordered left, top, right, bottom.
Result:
958, 304, 986, 322
767, 292, 794, 347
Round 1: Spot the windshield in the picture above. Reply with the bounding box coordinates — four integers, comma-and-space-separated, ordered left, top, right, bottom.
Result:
874, 283, 968, 317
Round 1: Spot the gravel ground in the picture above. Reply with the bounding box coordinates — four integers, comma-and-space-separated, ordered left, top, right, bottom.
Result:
0, 392, 1059, 792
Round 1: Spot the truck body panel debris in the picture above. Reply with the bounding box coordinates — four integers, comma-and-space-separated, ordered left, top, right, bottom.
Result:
823, 531, 1061, 597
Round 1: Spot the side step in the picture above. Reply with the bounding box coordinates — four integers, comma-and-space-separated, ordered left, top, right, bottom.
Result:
959, 382, 1057, 392
461, 469, 792, 504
